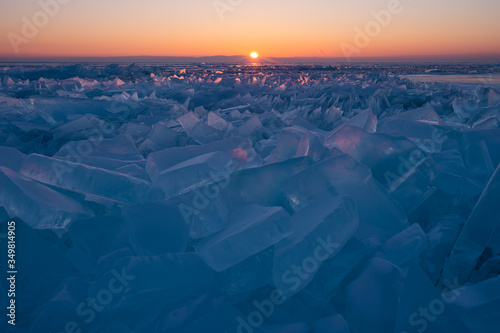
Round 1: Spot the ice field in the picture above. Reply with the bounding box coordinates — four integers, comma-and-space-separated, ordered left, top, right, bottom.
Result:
0, 62, 500, 332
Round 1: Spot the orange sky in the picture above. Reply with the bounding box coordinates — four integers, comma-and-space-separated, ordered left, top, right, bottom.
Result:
1, 0, 500, 60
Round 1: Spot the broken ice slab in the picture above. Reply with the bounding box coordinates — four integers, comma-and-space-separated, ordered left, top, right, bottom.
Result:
149, 291, 221, 332
0, 166, 93, 229
196, 205, 293, 272
114, 164, 150, 181
452, 98, 481, 120
273, 195, 359, 298
3, 126, 59, 156
440, 164, 500, 286
382, 103, 441, 125
395, 266, 470, 333
446, 276, 500, 332
378, 119, 445, 153
316, 106, 344, 130
49, 154, 147, 173
303, 238, 369, 302
88, 253, 215, 312
0, 146, 26, 172
55, 134, 143, 161
256, 137, 278, 160
407, 187, 453, 230
0, 206, 8, 222
28, 278, 92, 333
269, 127, 306, 163
143, 121, 182, 151
0, 93, 36, 115
153, 151, 234, 197
348, 108, 378, 133
93, 248, 135, 278
99, 324, 137, 333
344, 258, 404, 333
476, 86, 500, 105
125, 122, 152, 142
68, 215, 130, 260
194, 105, 208, 117
65, 245, 97, 275
9, 220, 79, 323
177, 111, 224, 144
207, 111, 231, 132
324, 125, 418, 184
434, 148, 475, 176
170, 189, 228, 239
221, 157, 313, 209
122, 203, 189, 256
269, 126, 327, 163
324, 108, 377, 138
379, 223, 427, 269
472, 113, 500, 130
389, 157, 441, 212
219, 247, 273, 295
51, 115, 116, 142
469, 254, 500, 284
146, 136, 261, 183
177, 111, 201, 134
179, 305, 267, 333
430, 172, 484, 199
234, 115, 264, 140
312, 315, 350, 333
465, 101, 500, 127
464, 140, 496, 183
53, 134, 146, 170
463, 128, 500, 166
421, 215, 464, 284
19, 154, 164, 204
189, 121, 225, 145
263, 322, 310, 333
294, 131, 328, 162
281, 154, 407, 243
485, 211, 500, 255
30, 95, 126, 122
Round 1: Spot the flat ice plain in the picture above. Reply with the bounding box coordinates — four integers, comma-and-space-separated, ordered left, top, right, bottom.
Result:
0, 62, 500, 333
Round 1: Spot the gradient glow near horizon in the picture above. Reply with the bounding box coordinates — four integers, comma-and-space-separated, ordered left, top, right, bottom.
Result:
1, 0, 500, 59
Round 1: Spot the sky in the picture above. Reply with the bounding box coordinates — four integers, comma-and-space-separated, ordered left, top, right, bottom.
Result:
1, 0, 500, 61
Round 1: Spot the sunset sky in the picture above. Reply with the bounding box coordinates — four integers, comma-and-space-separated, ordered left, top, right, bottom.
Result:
1, 0, 500, 60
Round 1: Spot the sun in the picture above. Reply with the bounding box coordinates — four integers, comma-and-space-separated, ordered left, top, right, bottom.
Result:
250, 52, 259, 59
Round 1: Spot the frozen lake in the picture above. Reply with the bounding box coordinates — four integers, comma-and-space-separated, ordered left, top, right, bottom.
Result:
402, 73, 500, 86
1, 63, 500, 333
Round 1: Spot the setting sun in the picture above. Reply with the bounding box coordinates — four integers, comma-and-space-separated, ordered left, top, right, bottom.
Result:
250, 52, 259, 59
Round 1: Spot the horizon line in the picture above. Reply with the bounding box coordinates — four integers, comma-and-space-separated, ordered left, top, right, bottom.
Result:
1, 54, 499, 64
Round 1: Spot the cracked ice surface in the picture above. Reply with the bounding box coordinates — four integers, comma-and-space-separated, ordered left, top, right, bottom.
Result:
0, 63, 500, 332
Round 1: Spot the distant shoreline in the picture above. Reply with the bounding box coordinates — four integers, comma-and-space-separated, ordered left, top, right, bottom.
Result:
0, 55, 499, 65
